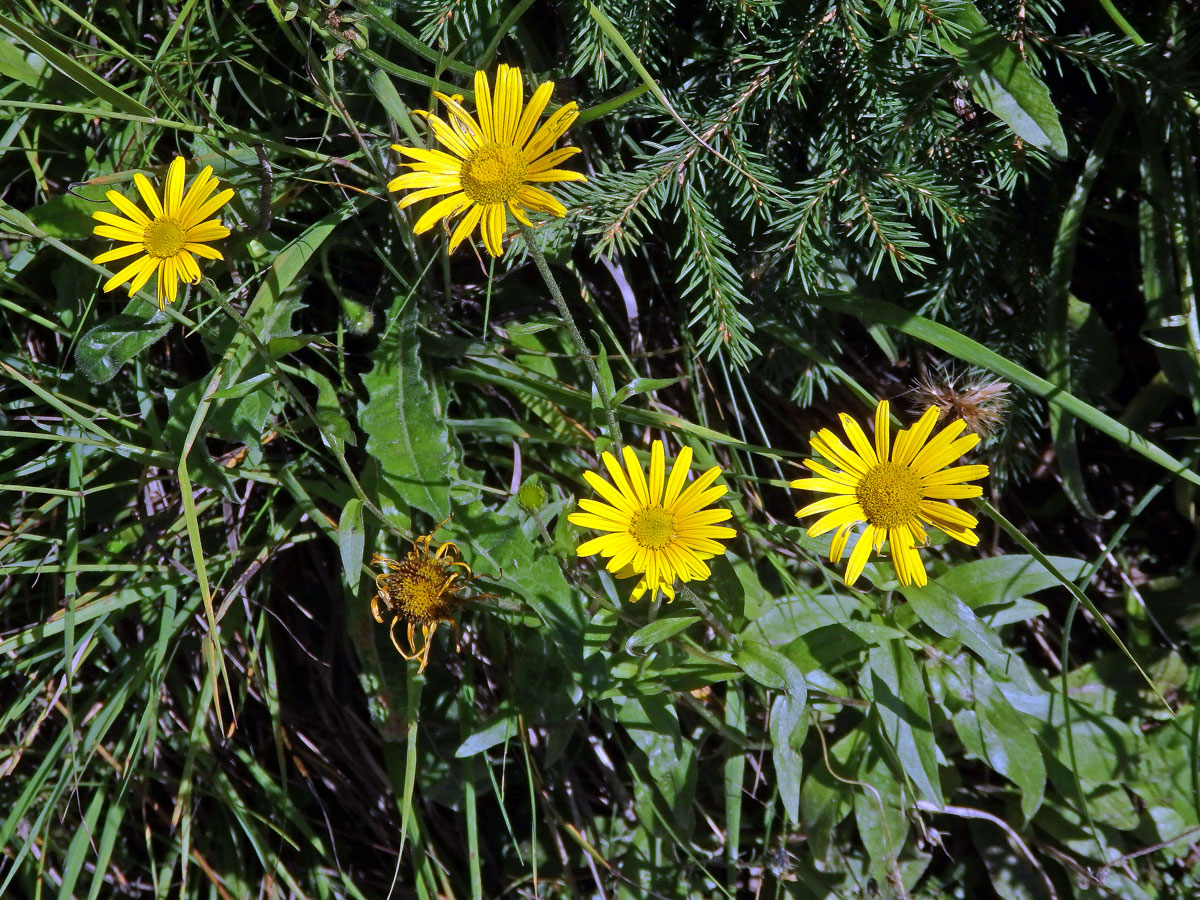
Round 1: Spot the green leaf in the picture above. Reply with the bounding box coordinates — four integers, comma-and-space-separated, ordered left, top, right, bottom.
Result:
463, 505, 585, 668
734, 640, 808, 700
769, 694, 807, 823
367, 68, 420, 144
617, 693, 696, 828
854, 743, 910, 881
455, 707, 519, 758
359, 308, 455, 521
612, 377, 681, 406
624, 616, 701, 653
25, 185, 108, 239
936, 555, 1090, 609
869, 639, 942, 807
938, 2, 1067, 159
953, 666, 1046, 821
74, 304, 172, 384
338, 499, 364, 589
0, 38, 42, 88
899, 580, 1010, 672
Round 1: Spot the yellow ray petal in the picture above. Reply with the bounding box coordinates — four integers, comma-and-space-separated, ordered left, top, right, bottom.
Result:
844, 524, 876, 586
526, 168, 587, 184
584, 467, 635, 515
524, 102, 579, 162
448, 203, 484, 252
481, 203, 506, 257
93, 224, 144, 242
105, 189, 149, 225
102, 255, 147, 292
133, 172, 164, 218
474, 69, 494, 142
414, 192, 473, 234
621, 446, 651, 506
185, 188, 234, 228
93, 243, 144, 265
662, 445, 693, 507
185, 221, 231, 243
184, 242, 223, 261
514, 81, 554, 149
514, 184, 567, 217
893, 406, 940, 466
179, 166, 216, 220
164, 157, 186, 215
397, 185, 466, 211
874, 400, 891, 463
527, 146, 581, 174
647, 441, 665, 506
127, 255, 158, 296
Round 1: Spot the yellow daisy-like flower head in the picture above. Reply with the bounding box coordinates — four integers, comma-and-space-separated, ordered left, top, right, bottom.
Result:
91, 157, 234, 310
569, 441, 737, 603
792, 400, 989, 588
388, 63, 586, 257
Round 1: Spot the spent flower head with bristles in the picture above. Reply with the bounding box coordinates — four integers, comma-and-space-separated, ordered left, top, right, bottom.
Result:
91, 156, 234, 310
792, 400, 989, 587
909, 366, 1011, 438
388, 63, 586, 257
569, 440, 736, 602
370, 517, 493, 673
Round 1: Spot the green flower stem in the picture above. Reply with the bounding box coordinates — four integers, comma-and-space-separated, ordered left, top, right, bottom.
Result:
199, 278, 392, 532
516, 221, 622, 451
679, 581, 739, 650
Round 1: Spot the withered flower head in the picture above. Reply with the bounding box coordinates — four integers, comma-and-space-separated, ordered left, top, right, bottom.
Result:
909, 365, 1010, 439
370, 517, 492, 673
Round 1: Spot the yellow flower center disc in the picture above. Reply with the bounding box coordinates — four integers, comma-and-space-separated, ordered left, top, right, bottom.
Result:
143, 217, 187, 259
385, 559, 454, 623
461, 143, 528, 204
856, 462, 923, 528
629, 506, 677, 549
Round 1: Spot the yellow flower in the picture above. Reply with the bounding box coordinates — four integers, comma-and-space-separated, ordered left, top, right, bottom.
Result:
91, 157, 234, 310
792, 400, 989, 588
370, 518, 492, 673
388, 63, 586, 257
569, 441, 736, 602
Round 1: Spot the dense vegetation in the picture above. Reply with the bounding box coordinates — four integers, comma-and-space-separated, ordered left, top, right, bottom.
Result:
2, 1, 1199, 898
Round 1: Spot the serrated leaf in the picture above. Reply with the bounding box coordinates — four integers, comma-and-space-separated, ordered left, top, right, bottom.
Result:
869, 639, 942, 807
359, 309, 454, 521
939, 2, 1067, 159
338, 499, 364, 589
